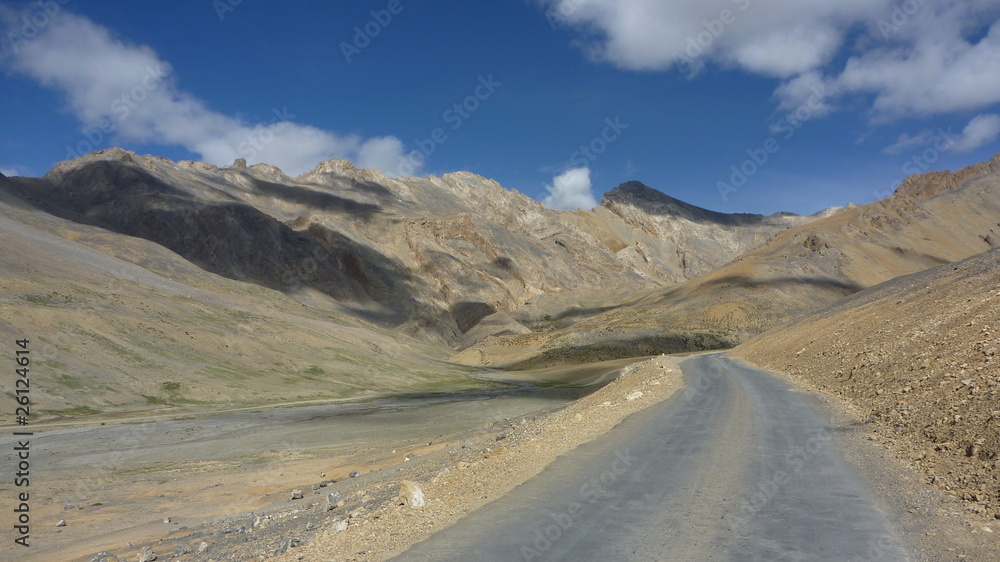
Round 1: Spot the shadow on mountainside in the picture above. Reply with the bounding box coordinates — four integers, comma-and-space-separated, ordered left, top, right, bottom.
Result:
504, 332, 738, 370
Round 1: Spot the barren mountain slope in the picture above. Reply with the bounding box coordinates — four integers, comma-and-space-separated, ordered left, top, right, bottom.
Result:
732, 248, 1000, 521
0, 187, 477, 419
0, 148, 822, 345
459, 155, 1000, 367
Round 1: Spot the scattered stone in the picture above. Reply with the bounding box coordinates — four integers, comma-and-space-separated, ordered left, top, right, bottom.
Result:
626, 391, 644, 401
56, 519, 66, 527
330, 518, 349, 533
137, 546, 156, 562
290, 490, 304, 500
318, 480, 332, 488
65, 504, 76, 511
163, 517, 171, 524
276, 537, 300, 556
197, 541, 209, 554
349, 471, 360, 478
496, 432, 508, 441
325, 492, 341, 511
398, 480, 426, 508
306, 522, 315, 531
89, 553, 118, 562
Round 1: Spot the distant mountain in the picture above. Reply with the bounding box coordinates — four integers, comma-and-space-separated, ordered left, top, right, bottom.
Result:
463, 155, 1000, 367
0, 149, 824, 346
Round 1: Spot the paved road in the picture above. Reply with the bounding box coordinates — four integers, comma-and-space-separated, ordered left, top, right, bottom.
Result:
399, 354, 910, 561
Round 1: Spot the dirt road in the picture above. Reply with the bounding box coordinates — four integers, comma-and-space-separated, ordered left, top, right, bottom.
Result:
400, 354, 910, 561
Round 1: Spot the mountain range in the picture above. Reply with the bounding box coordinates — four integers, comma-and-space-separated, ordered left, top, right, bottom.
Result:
1, 148, 997, 416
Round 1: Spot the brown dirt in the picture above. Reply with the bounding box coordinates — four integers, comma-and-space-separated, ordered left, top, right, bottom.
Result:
733, 248, 1000, 524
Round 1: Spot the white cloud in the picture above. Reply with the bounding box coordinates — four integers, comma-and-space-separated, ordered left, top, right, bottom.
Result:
831, 3, 1000, 120
542, 167, 598, 210
882, 130, 936, 155
951, 113, 1000, 152
772, 71, 833, 115
0, 166, 20, 177
541, 0, 1000, 120
0, 9, 416, 177
542, 0, 890, 76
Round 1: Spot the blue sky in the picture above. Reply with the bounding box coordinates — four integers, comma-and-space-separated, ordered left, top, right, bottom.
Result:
2, 1, 1000, 215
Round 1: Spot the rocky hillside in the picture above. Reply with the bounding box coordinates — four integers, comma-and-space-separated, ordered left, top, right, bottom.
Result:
732, 248, 1000, 520
0, 189, 484, 417
460, 155, 1000, 366
0, 148, 821, 346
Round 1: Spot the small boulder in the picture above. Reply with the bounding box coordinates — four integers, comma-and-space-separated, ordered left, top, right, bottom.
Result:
290, 490, 304, 500
398, 480, 426, 508
325, 492, 341, 511
56, 519, 66, 527
349, 471, 360, 478
137, 546, 157, 562
276, 537, 300, 556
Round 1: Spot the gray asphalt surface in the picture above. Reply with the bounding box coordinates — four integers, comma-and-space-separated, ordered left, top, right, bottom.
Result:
399, 354, 910, 561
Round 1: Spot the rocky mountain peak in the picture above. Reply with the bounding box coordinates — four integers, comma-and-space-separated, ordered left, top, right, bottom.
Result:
602, 180, 770, 226
46, 147, 136, 178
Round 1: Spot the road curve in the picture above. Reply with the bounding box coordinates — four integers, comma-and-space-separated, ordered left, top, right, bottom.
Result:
398, 354, 910, 561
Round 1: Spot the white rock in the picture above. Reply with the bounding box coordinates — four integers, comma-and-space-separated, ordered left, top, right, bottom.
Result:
398, 480, 426, 508
626, 391, 644, 401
